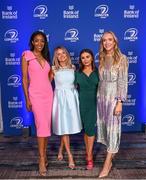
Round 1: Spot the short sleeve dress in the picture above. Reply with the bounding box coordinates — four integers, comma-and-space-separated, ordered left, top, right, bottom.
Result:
75, 69, 99, 136
22, 50, 53, 137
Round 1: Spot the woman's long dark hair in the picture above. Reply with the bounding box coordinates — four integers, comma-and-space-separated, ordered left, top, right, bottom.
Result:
79, 48, 95, 71
29, 31, 50, 63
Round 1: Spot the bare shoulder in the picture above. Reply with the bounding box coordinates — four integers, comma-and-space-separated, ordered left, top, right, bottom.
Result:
72, 64, 76, 70
51, 65, 57, 73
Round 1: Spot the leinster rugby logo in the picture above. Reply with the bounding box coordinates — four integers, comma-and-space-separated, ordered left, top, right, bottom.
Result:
124, 28, 138, 41
64, 28, 79, 42
128, 73, 136, 85
10, 117, 23, 129
94, 5, 109, 18
4, 29, 19, 43
7, 74, 21, 87
33, 5, 48, 19
94, 53, 99, 64
122, 114, 134, 126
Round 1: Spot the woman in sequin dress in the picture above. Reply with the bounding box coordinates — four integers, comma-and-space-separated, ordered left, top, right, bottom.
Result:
97, 31, 128, 178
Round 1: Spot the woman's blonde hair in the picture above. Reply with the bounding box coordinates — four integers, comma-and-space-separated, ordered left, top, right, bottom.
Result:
52, 46, 72, 70
98, 31, 122, 70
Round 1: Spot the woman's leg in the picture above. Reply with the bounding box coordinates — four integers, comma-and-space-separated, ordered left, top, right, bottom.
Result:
98, 152, 113, 178
37, 137, 47, 176
84, 134, 88, 157
57, 137, 64, 160
44, 137, 48, 166
86, 135, 95, 161
62, 135, 75, 169
85, 134, 95, 170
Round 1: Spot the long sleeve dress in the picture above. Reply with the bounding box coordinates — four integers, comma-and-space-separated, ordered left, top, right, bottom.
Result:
97, 54, 128, 153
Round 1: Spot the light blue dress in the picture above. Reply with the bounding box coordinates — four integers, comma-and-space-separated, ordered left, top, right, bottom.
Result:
52, 67, 82, 135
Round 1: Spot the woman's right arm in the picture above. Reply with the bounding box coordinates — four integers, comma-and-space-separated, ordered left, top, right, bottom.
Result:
49, 68, 54, 82
21, 56, 32, 111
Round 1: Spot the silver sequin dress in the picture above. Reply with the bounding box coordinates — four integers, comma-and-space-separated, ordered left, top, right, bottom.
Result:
97, 54, 128, 153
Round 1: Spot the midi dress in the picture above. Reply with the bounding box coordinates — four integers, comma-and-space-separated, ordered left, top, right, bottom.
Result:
75, 69, 99, 136
52, 67, 82, 135
97, 54, 128, 153
22, 50, 53, 137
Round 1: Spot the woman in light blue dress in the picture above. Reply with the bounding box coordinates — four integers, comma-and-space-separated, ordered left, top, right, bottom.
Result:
51, 46, 82, 169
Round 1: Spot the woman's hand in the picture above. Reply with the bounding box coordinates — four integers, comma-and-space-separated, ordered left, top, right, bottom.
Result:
26, 99, 32, 111
114, 101, 122, 116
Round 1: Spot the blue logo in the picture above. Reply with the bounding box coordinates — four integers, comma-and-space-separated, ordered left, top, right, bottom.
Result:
128, 73, 136, 85
4, 29, 19, 43
94, 5, 109, 18
33, 5, 48, 19
122, 114, 134, 126
124, 28, 138, 41
10, 117, 23, 129
7, 74, 21, 87
64, 28, 79, 42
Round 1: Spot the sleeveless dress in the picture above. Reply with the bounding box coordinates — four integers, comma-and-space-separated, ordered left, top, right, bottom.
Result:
22, 50, 53, 137
52, 67, 82, 135
75, 69, 99, 136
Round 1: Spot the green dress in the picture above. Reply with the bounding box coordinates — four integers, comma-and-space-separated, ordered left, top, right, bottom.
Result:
75, 69, 99, 136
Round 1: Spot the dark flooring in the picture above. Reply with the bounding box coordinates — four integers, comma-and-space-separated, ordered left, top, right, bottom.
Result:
0, 132, 146, 179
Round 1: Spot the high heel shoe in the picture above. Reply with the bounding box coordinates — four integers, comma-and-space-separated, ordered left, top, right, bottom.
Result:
68, 155, 75, 170
86, 160, 94, 170
98, 162, 112, 178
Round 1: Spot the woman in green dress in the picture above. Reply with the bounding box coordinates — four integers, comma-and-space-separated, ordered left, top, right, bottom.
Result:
75, 49, 99, 170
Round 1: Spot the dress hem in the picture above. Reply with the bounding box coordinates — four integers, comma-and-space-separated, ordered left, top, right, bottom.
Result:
97, 139, 119, 153
53, 129, 82, 136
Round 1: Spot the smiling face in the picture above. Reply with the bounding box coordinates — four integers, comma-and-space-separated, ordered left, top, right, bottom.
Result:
102, 32, 116, 54
80, 52, 93, 67
56, 48, 68, 64
32, 34, 45, 52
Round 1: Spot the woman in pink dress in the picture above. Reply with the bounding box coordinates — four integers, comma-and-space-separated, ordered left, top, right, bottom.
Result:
21, 31, 53, 176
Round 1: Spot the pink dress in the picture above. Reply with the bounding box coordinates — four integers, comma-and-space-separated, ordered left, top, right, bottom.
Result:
22, 50, 53, 137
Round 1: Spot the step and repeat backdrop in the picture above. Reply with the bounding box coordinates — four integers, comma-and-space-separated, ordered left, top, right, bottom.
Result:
0, 0, 146, 135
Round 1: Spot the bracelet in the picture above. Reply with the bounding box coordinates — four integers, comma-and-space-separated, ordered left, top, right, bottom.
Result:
118, 100, 123, 103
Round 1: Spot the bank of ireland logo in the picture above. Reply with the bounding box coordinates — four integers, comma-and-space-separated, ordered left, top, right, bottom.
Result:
64, 28, 79, 42
7, 74, 21, 87
38, 29, 50, 42
10, 117, 23, 129
128, 73, 136, 85
33, 5, 48, 19
4, 29, 19, 43
94, 5, 109, 18
122, 114, 134, 126
124, 28, 138, 41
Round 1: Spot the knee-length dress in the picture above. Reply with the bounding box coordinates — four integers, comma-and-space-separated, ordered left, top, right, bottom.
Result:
22, 50, 53, 137
75, 69, 99, 136
52, 67, 82, 135
97, 54, 128, 153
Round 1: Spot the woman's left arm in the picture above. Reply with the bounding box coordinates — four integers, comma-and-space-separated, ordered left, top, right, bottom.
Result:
114, 55, 129, 115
